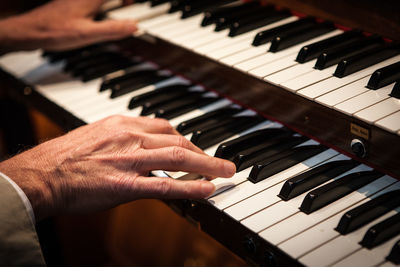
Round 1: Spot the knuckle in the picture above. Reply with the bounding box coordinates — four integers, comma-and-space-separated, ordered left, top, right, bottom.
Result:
157, 179, 172, 197
155, 118, 174, 132
177, 136, 190, 148
105, 115, 127, 125
170, 146, 186, 166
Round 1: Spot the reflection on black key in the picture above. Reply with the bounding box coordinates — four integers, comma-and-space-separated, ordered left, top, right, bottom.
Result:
81, 60, 140, 82
101, 69, 157, 91
215, 128, 292, 160
234, 135, 308, 172
177, 106, 244, 135
390, 80, 400, 99
228, 7, 289, 37
336, 190, 400, 235
201, 2, 256, 27
252, 18, 315, 47
141, 90, 204, 116
315, 36, 385, 70
191, 116, 265, 149
296, 31, 363, 63
128, 84, 191, 109
156, 95, 220, 120
215, 3, 263, 31
111, 72, 171, 98
360, 212, 400, 249
334, 44, 400, 78
249, 145, 326, 184
387, 240, 400, 264
269, 22, 334, 52
300, 170, 383, 214
367, 61, 400, 90
279, 159, 359, 201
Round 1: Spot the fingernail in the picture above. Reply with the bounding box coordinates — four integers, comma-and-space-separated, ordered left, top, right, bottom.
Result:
201, 182, 215, 197
224, 161, 236, 177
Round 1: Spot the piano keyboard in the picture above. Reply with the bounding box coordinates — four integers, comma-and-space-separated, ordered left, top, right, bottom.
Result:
1, 1, 400, 266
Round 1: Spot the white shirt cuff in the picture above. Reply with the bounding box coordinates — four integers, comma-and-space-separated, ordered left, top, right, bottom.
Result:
0, 172, 36, 224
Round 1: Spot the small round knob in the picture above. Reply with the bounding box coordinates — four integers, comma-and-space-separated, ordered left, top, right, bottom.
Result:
351, 139, 367, 158
243, 237, 257, 254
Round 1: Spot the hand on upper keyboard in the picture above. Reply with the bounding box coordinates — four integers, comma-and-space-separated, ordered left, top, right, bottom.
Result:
0, 115, 236, 222
0, 0, 137, 53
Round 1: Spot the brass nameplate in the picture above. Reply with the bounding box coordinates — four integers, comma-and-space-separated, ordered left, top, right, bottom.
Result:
350, 123, 370, 140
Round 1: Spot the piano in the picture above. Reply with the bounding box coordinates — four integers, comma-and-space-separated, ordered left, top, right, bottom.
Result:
1, 0, 400, 266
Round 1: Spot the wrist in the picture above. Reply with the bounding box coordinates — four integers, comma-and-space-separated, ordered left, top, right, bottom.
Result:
0, 149, 56, 221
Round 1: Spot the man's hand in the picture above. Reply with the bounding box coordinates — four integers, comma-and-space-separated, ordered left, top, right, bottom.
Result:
0, 116, 236, 222
0, 0, 137, 53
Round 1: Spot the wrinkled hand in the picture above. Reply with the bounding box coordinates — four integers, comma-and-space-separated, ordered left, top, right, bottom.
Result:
0, 0, 137, 53
0, 116, 236, 222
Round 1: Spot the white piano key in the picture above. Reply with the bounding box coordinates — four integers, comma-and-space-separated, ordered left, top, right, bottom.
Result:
224, 152, 344, 221
314, 77, 369, 107
220, 45, 271, 67
208, 148, 337, 210
0, 50, 45, 77
242, 163, 368, 233
278, 66, 335, 91
355, 97, 400, 123
300, 208, 400, 267
279, 180, 399, 259
138, 12, 182, 30
150, 14, 204, 39
375, 111, 400, 133
333, 232, 400, 267
297, 55, 400, 99
334, 85, 392, 115
185, 29, 231, 50
258, 174, 393, 246
235, 30, 340, 73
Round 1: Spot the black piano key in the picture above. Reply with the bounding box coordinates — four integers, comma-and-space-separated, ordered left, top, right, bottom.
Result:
335, 190, 400, 235
234, 135, 308, 172
190, 116, 265, 150
128, 84, 191, 109
64, 51, 115, 71
111, 72, 172, 98
156, 95, 221, 120
315, 36, 385, 70
390, 80, 400, 99
214, 127, 292, 160
300, 170, 383, 214
279, 159, 360, 201
81, 59, 141, 82
269, 22, 334, 52
169, 0, 188, 13
150, 0, 169, 7
334, 43, 400, 78
248, 145, 327, 184
252, 18, 316, 47
215, 3, 264, 32
360, 212, 400, 249
100, 69, 157, 91
181, 0, 235, 19
177, 106, 244, 135
43, 44, 103, 62
296, 30, 363, 63
201, 2, 254, 26
140, 90, 203, 116
387, 240, 400, 264
228, 7, 290, 37
72, 57, 133, 77
367, 61, 400, 90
